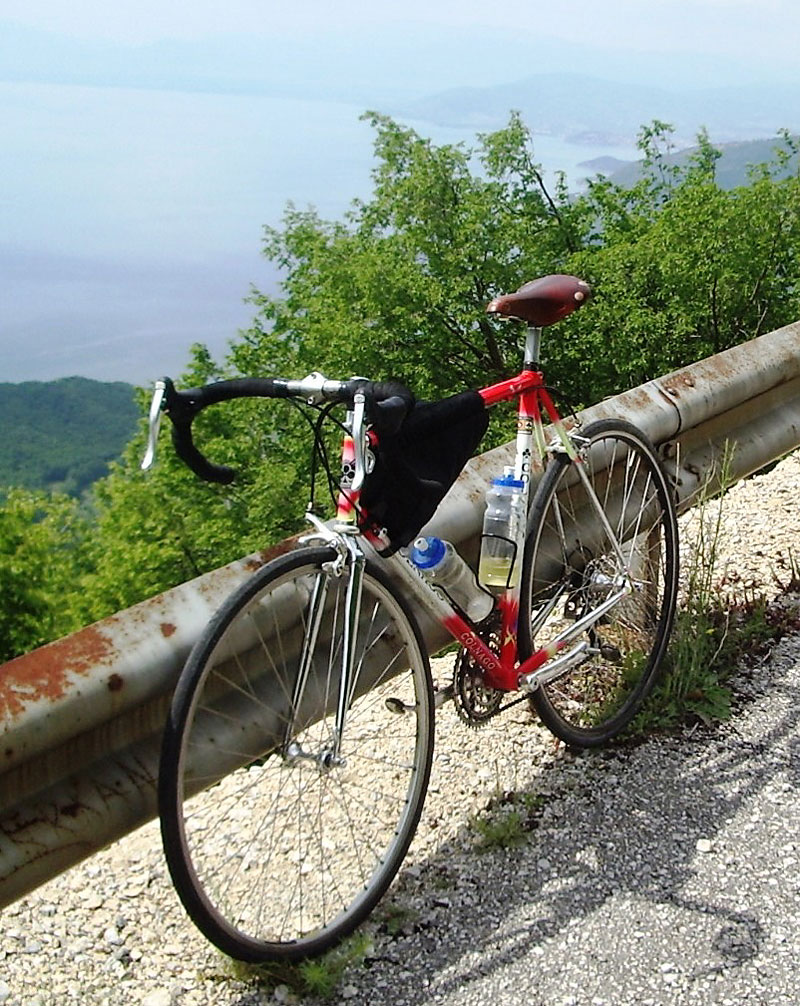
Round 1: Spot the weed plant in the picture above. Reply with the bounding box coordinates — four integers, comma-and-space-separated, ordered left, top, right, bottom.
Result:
221, 931, 372, 1000
470, 789, 545, 851
633, 450, 800, 733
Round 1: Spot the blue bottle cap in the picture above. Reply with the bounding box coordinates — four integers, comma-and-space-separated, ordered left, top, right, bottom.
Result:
409, 535, 446, 569
493, 474, 524, 489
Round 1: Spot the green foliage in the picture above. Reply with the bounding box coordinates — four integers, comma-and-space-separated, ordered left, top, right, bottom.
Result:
470, 808, 528, 851
0, 489, 90, 661
379, 902, 421, 937
641, 590, 797, 732
469, 788, 545, 851
220, 932, 373, 1000
0, 377, 138, 497
631, 449, 735, 732
77, 345, 311, 621
246, 116, 800, 417
245, 112, 583, 401
551, 125, 800, 405
633, 447, 800, 733
608, 131, 800, 191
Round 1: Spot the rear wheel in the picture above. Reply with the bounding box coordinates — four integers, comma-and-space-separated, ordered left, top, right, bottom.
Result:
159, 546, 434, 962
519, 419, 678, 747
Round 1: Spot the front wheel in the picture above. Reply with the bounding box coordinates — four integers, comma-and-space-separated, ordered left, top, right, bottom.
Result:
159, 545, 434, 962
519, 419, 679, 747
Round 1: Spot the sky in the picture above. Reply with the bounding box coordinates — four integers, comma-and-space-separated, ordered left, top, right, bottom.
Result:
0, 0, 792, 47
4, 0, 800, 89
3, 0, 799, 65
2, 0, 799, 385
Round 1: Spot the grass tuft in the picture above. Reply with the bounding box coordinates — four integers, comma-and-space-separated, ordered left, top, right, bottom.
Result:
219, 931, 373, 1001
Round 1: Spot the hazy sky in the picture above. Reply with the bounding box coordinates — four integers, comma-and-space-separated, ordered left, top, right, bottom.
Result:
3, 0, 799, 68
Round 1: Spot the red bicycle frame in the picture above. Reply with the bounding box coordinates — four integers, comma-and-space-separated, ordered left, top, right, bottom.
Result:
340, 361, 583, 694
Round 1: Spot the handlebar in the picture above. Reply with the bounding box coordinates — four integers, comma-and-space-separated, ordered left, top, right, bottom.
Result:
141, 372, 414, 484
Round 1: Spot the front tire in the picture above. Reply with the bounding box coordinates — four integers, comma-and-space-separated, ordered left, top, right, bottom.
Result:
159, 546, 434, 962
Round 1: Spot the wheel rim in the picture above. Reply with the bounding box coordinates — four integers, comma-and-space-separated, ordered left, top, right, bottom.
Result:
170, 558, 432, 956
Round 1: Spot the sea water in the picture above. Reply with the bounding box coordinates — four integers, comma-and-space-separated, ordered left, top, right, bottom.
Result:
0, 82, 638, 383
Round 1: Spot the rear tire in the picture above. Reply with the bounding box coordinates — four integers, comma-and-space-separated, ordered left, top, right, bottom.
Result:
159, 545, 434, 961
519, 420, 678, 747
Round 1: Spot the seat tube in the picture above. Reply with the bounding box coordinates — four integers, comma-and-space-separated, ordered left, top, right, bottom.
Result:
518, 386, 546, 480
492, 384, 542, 679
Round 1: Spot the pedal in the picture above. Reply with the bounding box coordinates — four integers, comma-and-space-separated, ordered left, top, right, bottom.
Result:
385, 697, 411, 715
434, 684, 454, 709
599, 643, 622, 662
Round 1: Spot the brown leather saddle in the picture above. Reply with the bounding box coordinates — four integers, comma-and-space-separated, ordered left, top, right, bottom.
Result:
487, 274, 591, 327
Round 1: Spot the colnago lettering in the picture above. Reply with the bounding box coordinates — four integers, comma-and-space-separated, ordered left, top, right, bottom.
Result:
457, 628, 502, 674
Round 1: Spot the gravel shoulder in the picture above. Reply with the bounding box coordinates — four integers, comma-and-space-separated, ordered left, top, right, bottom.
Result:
2, 452, 800, 1006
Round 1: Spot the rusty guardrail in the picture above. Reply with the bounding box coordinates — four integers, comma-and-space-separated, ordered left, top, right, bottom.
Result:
1, 320, 799, 906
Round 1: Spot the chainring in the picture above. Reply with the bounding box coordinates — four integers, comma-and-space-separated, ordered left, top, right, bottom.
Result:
452, 611, 505, 727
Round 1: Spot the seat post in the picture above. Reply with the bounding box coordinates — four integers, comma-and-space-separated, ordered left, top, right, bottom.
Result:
525, 326, 542, 370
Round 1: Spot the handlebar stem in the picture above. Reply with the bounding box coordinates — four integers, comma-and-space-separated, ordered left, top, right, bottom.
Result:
284, 371, 351, 404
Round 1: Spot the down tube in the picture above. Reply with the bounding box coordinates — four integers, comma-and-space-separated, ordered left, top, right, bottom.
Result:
377, 550, 516, 688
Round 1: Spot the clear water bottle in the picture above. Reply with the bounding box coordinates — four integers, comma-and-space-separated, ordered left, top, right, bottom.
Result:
478, 471, 525, 589
409, 536, 494, 623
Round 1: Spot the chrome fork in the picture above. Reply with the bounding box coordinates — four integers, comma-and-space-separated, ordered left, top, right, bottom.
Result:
285, 518, 366, 769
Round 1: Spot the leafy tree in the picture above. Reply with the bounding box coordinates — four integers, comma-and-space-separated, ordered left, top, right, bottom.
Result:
550, 124, 800, 404
0, 377, 138, 497
83, 116, 800, 618
243, 112, 585, 399
0, 490, 89, 661
245, 115, 799, 413
79, 345, 311, 620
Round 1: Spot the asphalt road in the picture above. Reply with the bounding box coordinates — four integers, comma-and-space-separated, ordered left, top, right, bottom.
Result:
334, 624, 800, 1006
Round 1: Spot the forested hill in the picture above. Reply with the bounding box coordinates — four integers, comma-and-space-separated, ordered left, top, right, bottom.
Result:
0, 377, 139, 496
600, 135, 800, 189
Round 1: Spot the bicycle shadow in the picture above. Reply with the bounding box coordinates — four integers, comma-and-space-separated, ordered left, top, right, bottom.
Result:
343, 641, 800, 1004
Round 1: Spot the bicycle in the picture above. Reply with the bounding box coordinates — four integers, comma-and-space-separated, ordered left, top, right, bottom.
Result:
142, 273, 679, 963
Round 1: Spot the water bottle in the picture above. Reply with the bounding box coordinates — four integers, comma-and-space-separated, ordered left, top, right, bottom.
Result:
478, 471, 525, 588
409, 536, 494, 623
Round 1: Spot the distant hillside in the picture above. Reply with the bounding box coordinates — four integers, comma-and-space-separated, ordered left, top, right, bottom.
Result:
400, 73, 800, 146
0, 377, 139, 497
596, 135, 800, 189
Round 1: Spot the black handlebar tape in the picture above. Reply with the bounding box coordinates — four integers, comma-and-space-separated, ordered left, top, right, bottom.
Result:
351, 380, 415, 437
160, 375, 414, 484
173, 378, 293, 409
170, 422, 236, 484
370, 394, 410, 436
161, 377, 292, 484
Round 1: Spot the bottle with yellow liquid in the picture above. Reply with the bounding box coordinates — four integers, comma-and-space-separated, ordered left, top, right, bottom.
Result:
478, 472, 525, 589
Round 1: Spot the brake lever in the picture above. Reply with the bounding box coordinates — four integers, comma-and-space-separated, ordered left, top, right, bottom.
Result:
141, 380, 166, 471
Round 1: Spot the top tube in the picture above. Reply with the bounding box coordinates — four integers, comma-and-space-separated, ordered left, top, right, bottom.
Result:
478, 369, 545, 408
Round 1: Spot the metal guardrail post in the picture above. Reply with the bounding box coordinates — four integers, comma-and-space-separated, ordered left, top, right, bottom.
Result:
1, 320, 799, 905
